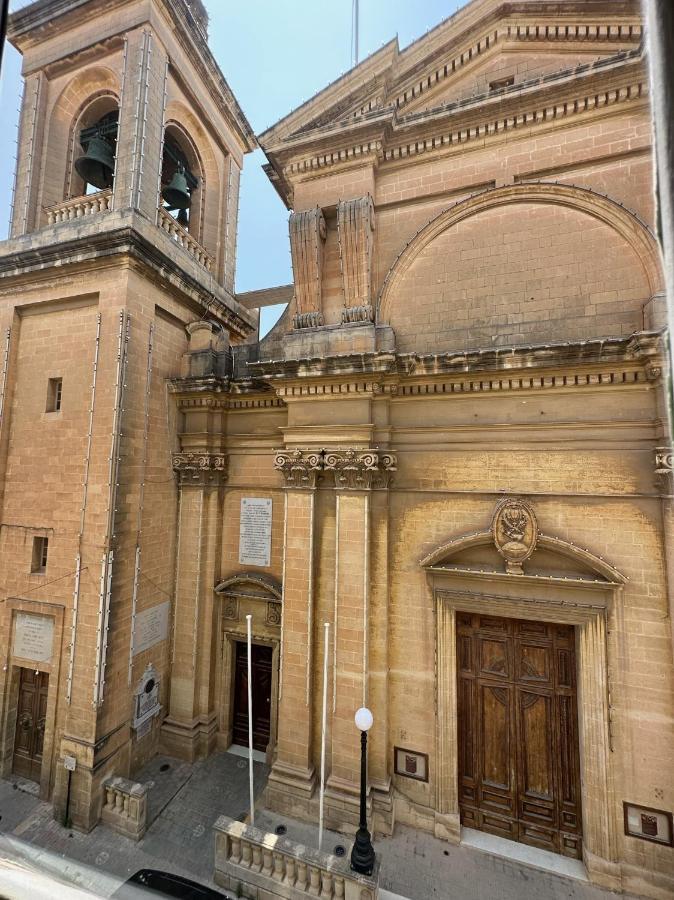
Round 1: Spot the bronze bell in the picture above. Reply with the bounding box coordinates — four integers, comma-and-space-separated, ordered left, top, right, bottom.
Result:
162, 166, 191, 210
75, 136, 115, 190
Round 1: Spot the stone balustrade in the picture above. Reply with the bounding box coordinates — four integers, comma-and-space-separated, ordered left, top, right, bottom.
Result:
45, 189, 112, 224
157, 207, 214, 272
213, 816, 378, 900
101, 775, 147, 841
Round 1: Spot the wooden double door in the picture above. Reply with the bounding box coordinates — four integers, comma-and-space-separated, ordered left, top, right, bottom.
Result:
12, 668, 49, 782
232, 642, 272, 753
457, 614, 582, 858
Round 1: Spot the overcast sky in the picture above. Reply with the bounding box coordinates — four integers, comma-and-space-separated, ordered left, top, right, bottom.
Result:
0, 0, 461, 332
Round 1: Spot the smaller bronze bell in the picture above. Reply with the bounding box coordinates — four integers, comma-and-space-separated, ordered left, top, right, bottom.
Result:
75, 136, 115, 190
162, 167, 191, 210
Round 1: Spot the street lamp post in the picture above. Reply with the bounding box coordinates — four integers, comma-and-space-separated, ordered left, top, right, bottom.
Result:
350, 706, 376, 876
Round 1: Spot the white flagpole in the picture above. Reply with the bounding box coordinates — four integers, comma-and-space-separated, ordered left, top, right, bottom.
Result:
246, 614, 255, 826
318, 621, 330, 850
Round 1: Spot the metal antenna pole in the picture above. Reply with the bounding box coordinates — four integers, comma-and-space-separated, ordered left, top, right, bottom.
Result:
354, 0, 359, 66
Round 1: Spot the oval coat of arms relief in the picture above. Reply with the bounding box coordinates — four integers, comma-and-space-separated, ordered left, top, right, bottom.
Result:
492, 499, 538, 574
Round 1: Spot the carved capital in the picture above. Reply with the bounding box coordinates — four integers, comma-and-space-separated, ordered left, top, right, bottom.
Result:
655, 446, 673, 492
492, 498, 538, 574
274, 449, 323, 489
324, 448, 397, 490
172, 451, 228, 487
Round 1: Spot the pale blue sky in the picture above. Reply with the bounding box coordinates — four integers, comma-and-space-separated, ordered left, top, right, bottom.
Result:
0, 0, 462, 332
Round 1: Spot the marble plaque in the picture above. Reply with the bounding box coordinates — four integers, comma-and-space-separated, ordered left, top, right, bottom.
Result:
133, 602, 170, 656
239, 498, 272, 567
13, 612, 54, 662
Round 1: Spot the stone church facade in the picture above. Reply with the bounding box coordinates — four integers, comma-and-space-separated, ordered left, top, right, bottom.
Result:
0, 0, 672, 898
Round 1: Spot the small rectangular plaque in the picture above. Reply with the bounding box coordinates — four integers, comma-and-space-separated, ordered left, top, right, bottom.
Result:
394, 746, 429, 783
13, 612, 54, 662
63, 755, 77, 772
133, 602, 170, 656
239, 498, 272, 568
624, 802, 673, 846
135, 718, 152, 740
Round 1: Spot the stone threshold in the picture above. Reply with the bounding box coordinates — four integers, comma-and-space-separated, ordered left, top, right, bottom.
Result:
461, 827, 588, 882
226, 743, 266, 764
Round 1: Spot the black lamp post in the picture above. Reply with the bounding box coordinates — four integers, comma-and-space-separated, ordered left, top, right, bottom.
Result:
350, 706, 376, 876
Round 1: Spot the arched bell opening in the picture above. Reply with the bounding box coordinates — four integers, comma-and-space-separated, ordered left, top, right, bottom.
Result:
161, 123, 203, 239
69, 94, 119, 198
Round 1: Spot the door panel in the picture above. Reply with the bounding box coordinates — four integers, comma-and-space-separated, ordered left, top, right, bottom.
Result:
232, 642, 273, 753
457, 614, 582, 858
12, 668, 49, 783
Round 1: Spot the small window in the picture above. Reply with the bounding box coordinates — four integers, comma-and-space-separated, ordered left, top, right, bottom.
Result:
489, 75, 515, 91
31, 537, 49, 574
46, 377, 63, 412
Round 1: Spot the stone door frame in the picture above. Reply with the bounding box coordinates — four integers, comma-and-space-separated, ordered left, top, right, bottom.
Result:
0, 598, 64, 801
427, 564, 624, 891
214, 574, 283, 766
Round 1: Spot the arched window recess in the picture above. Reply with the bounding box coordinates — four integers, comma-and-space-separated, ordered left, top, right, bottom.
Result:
160, 136, 199, 229
75, 110, 118, 193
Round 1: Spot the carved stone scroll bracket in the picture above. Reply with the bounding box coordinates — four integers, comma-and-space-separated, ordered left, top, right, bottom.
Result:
655, 446, 673, 493
323, 448, 397, 490
289, 207, 327, 328
337, 194, 375, 315
274, 449, 324, 489
491, 498, 538, 574
172, 451, 228, 487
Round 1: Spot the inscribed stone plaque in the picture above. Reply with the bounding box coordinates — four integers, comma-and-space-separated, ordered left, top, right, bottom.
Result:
133, 602, 170, 656
13, 612, 54, 662
239, 498, 272, 567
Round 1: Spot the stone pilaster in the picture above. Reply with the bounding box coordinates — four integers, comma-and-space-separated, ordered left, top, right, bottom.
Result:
160, 450, 226, 761
323, 449, 396, 833
113, 28, 169, 219
266, 450, 322, 819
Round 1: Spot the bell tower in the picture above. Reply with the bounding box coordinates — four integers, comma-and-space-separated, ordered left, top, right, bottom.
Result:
0, 0, 256, 830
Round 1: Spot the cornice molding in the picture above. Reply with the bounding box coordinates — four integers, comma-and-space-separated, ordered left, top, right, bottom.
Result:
0, 223, 255, 339
249, 332, 664, 395
392, 23, 642, 115
277, 63, 646, 183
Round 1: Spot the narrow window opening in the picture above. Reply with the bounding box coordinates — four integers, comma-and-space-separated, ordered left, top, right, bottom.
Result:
31, 537, 49, 574
47, 377, 63, 413
489, 75, 515, 91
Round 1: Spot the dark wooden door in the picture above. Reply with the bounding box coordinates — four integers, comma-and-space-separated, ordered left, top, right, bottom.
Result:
457, 614, 582, 858
12, 668, 49, 782
232, 642, 272, 752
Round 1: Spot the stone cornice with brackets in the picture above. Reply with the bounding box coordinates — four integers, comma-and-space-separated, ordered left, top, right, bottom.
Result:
248, 331, 665, 399
271, 56, 647, 191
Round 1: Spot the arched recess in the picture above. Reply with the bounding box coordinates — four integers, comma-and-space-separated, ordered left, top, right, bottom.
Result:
213, 573, 282, 762
163, 100, 221, 255
42, 66, 120, 214
421, 512, 626, 890
377, 182, 664, 351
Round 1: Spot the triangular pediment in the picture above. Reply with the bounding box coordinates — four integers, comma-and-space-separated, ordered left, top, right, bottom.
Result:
260, 0, 642, 153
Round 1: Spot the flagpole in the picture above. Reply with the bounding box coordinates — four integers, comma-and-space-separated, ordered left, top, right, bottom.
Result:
246, 614, 255, 825
318, 622, 330, 850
